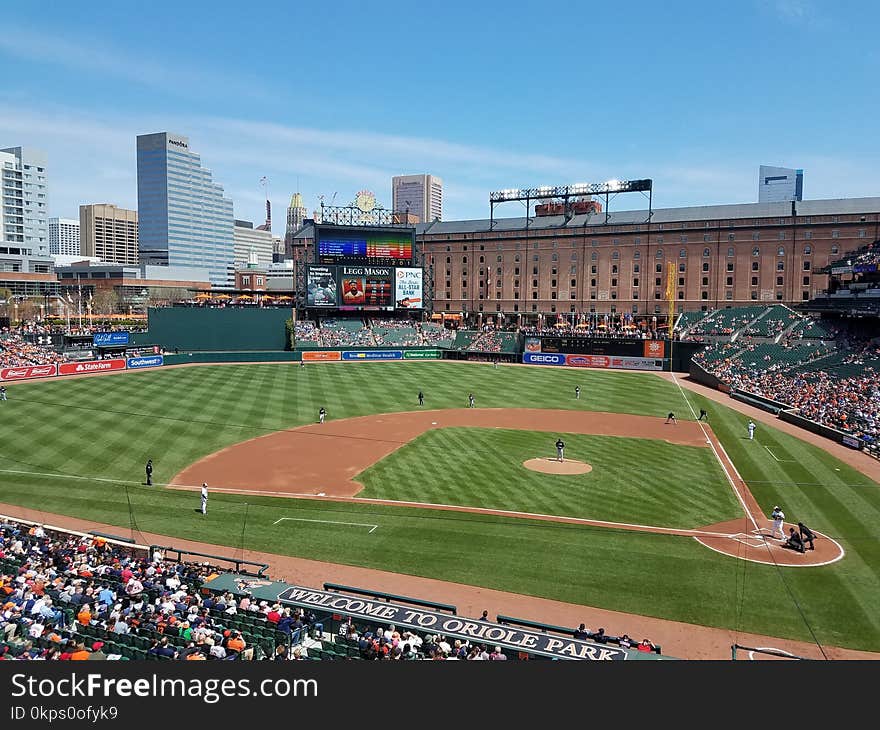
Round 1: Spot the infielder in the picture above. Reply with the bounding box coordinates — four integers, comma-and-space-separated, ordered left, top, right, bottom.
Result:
200, 483, 209, 515
555, 437, 565, 462
747, 420, 756, 440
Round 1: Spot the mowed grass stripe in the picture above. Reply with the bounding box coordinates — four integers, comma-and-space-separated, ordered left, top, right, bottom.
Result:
1, 362, 879, 650
357, 428, 736, 528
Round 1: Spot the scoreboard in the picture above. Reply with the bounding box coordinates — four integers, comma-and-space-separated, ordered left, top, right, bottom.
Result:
316, 224, 414, 266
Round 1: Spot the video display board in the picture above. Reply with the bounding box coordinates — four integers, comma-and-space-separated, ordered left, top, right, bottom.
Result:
306, 266, 339, 307
305, 265, 422, 310
316, 225, 414, 266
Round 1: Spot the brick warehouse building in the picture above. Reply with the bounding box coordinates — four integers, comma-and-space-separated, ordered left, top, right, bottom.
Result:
409, 197, 880, 322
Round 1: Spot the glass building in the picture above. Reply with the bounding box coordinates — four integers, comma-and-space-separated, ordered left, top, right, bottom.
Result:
136, 132, 234, 287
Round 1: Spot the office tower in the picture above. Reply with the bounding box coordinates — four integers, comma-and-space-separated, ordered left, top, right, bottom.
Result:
79, 204, 138, 264
759, 165, 804, 203
392, 174, 443, 223
48, 217, 80, 257
136, 132, 234, 286
0, 146, 49, 254
284, 192, 307, 252
233, 219, 274, 268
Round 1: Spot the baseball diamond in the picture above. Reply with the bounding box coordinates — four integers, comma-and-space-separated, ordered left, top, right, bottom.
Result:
0, 359, 877, 661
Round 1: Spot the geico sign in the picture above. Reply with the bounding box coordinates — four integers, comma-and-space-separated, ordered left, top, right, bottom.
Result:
524, 353, 564, 365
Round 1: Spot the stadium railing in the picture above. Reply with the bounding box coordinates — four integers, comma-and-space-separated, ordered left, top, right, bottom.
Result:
322, 582, 457, 615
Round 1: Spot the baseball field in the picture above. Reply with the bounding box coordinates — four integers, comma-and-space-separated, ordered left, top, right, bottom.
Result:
1, 361, 879, 654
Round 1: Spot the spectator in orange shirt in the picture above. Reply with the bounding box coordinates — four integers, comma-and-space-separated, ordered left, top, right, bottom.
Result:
70, 642, 91, 660
76, 604, 92, 626
226, 631, 246, 653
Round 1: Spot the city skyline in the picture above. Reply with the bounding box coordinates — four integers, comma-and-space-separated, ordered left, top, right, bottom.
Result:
1, 2, 878, 230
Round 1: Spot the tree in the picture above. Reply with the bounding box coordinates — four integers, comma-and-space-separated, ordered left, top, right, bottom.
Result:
92, 289, 120, 316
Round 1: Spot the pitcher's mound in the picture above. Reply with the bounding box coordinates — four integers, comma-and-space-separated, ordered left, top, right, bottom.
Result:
523, 457, 593, 475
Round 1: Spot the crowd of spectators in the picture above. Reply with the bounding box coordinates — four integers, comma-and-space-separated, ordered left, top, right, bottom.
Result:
0, 517, 664, 662
0, 519, 332, 661
0, 331, 69, 368
694, 323, 880, 446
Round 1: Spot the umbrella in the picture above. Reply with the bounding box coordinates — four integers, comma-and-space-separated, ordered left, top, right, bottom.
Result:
194, 292, 211, 300
276, 295, 293, 301
213, 294, 231, 300
237, 294, 254, 300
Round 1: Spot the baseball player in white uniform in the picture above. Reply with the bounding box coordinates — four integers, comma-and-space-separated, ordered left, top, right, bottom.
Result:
748, 420, 756, 440
200, 483, 208, 515
770, 505, 784, 539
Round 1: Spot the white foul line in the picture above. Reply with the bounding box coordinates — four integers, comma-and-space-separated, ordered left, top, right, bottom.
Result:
764, 445, 795, 463
670, 373, 758, 531
273, 517, 378, 533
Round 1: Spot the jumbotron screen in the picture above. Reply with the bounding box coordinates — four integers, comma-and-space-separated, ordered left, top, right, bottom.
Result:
305, 265, 423, 310
316, 224, 414, 265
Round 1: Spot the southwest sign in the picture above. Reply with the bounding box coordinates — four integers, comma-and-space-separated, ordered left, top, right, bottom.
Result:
58, 358, 127, 376
126, 355, 164, 369
0, 365, 57, 381
277, 586, 628, 661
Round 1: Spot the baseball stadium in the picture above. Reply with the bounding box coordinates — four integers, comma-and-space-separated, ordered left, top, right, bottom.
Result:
2, 213, 880, 663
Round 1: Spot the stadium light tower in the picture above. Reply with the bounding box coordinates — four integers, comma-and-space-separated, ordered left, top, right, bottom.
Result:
488, 179, 652, 229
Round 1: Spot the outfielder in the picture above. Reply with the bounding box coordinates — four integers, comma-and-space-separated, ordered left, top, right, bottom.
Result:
319, 407, 326, 424
200, 483, 209, 515
747, 420, 756, 440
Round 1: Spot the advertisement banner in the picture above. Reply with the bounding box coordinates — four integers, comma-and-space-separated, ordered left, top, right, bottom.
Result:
524, 337, 542, 353
302, 350, 341, 362
305, 266, 339, 307
565, 354, 664, 371
58, 358, 127, 376
643, 340, 665, 358
522, 352, 566, 366
0, 364, 57, 381
404, 349, 442, 359
842, 434, 863, 449
126, 355, 164, 369
395, 268, 423, 309
342, 350, 403, 361
93, 332, 130, 346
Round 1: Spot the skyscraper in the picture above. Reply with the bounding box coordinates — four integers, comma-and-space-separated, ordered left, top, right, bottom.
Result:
758, 165, 803, 203
284, 192, 308, 257
1, 146, 49, 254
79, 204, 138, 264
392, 174, 442, 223
136, 132, 234, 287
233, 219, 274, 268
48, 217, 80, 257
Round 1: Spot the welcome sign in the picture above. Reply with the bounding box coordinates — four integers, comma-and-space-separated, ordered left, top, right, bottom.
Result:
277, 587, 628, 660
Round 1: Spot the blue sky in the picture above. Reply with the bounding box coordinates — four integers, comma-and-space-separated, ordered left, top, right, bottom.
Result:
1, 0, 878, 227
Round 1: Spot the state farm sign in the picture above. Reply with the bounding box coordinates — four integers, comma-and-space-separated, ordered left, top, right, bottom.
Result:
0, 365, 58, 381
58, 358, 127, 376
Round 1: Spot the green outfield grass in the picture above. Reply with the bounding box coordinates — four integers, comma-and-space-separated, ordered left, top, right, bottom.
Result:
0, 362, 878, 652
357, 427, 738, 528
